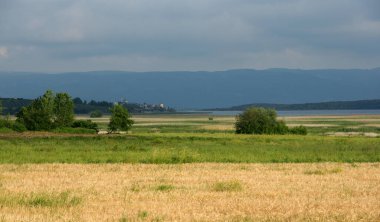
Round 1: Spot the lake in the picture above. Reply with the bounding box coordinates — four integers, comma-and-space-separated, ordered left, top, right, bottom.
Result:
190, 110, 380, 116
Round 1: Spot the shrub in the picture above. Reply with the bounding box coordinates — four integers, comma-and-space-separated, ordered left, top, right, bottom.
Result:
12, 121, 27, 132
289, 126, 308, 135
0, 117, 26, 132
90, 110, 103, 118
235, 107, 287, 134
72, 120, 98, 131
274, 120, 289, 135
0, 118, 11, 129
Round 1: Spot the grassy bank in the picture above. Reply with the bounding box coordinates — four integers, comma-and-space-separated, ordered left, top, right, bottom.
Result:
0, 133, 379, 163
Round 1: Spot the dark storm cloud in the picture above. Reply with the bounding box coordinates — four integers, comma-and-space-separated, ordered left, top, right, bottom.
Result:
0, 0, 379, 72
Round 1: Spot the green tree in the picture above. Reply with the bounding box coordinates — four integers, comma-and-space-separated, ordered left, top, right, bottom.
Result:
108, 104, 134, 133
235, 107, 288, 134
16, 91, 55, 131
54, 93, 74, 127
16, 90, 76, 131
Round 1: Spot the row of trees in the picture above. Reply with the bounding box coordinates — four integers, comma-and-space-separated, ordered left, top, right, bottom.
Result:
2, 91, 306, 135
2, 90, 133, 133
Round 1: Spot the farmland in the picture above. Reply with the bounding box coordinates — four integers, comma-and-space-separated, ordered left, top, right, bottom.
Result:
0, 114, 380, 221
0, 163, 379, 221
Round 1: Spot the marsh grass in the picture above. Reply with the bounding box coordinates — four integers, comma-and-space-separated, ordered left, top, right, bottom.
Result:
138, 210, 148, 219
0, 191, 81, 208
155, 184, 175, 192
304, 167, 343, 175
211, 181, 243, 192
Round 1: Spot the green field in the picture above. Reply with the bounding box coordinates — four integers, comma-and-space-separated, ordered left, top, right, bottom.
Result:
1, 114, 379, 164
0, 133, 379, 164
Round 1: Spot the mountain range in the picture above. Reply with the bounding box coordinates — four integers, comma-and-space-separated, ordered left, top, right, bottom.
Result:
0, 68, 379, 109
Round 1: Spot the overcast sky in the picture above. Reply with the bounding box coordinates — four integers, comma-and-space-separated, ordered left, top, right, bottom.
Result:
0, 0, 379, 72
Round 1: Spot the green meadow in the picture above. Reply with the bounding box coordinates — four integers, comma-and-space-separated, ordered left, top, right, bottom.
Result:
0, 114, 379, 164
0, 133, 379, 164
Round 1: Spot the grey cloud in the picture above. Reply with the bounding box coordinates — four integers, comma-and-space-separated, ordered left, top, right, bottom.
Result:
0, 0, 379, 72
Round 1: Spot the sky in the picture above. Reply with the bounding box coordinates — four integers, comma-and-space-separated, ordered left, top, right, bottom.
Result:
0, 0, 379, 72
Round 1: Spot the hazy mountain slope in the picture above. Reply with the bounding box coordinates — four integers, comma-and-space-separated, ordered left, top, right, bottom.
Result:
0, 69, 379, 108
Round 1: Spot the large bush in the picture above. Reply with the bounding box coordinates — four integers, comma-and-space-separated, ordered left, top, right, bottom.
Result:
235, 107, 307, 135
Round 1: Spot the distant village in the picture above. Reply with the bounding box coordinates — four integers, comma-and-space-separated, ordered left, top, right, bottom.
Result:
116, 99, 175, 113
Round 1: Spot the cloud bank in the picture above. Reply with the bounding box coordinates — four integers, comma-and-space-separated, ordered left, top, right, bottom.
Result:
0, 0, 379, 72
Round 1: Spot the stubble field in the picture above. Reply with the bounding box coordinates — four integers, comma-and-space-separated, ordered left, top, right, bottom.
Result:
1, 163, 379, 221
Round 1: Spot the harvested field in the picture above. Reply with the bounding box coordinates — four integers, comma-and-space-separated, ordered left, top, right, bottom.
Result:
0, 163, 379, 222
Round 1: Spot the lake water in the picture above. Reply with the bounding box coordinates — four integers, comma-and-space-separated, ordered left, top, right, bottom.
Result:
190, 110, 380, 116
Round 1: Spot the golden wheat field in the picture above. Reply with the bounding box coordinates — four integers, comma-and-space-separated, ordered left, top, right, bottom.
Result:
1, 163, 379, 222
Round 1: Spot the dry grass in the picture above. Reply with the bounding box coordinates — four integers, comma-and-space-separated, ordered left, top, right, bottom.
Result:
286, 123, 337, 127
0, 163, 379, 221
201, 124, 235, 130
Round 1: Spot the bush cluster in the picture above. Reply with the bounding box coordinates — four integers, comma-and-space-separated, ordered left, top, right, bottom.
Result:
0, 117, 27, 132
72, 120, 99, 131
90, 110, 103, 118
235, 107, 307, 135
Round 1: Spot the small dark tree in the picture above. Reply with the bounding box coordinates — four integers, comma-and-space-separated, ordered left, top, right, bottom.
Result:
235, 107, 290, 134
73, 97, 83, 105
54, 93, 74, 127
108, 104, 134, 133
90, 110, 103, 118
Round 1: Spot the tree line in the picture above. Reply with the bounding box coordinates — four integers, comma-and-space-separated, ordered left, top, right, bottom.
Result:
0, 97, 175, 115
1, 91, 306, 135
0, 90, 133, 133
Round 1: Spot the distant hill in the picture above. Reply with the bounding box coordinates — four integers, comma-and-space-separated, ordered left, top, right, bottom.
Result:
204, 99, 380, 111
0, 68, 379, 109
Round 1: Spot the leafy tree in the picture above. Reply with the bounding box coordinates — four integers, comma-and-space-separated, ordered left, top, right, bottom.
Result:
108, 104, 134, 133
16, 90, 55, 131
235, 107, 285, 134
16, 90, 75, 131
54, 93, 74, 127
